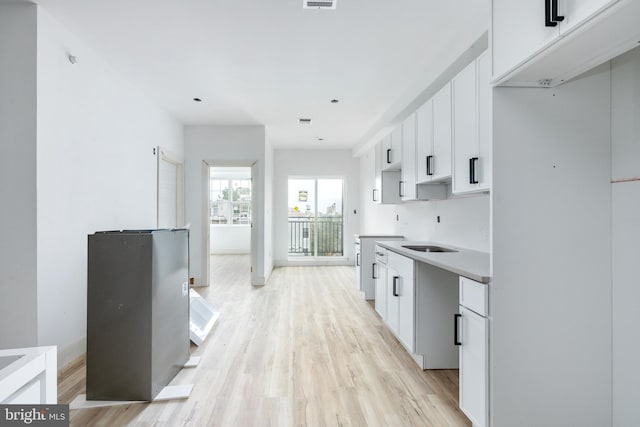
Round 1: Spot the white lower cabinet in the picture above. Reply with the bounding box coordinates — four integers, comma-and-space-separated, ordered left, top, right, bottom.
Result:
356, 237, 403, 300
374, 246, 388, 319
458, 277, 489, 427
374, 263, 387, 319
386, 265, 400, 336
383, 251, 459, 369
355, 241, 361, 292
386, 251, 415, 353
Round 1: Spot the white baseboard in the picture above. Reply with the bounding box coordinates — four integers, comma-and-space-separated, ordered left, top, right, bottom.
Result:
274, 258, 354, 267
57, 337, 86, 369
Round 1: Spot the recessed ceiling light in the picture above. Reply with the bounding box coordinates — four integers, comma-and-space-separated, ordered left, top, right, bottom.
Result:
303, 0, 337, 10
298, 118, 312, 124
193, 97, 202, 102
330, 99, 339, 103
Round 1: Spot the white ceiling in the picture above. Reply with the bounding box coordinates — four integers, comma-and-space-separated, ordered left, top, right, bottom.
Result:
30, 0, 488, 150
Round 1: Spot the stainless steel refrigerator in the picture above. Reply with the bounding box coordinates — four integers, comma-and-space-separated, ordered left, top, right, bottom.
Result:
86, 229, 190, 401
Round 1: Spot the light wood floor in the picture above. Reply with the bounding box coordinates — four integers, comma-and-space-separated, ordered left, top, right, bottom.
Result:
59, 255, 470, 426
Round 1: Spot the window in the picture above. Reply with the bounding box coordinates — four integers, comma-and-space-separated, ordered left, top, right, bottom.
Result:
210, 177, 251, 225
288, 178, 343, 257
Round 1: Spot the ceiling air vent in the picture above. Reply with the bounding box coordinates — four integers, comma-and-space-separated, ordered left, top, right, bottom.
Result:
303, 0, 337, 10
298, 118, 312, 124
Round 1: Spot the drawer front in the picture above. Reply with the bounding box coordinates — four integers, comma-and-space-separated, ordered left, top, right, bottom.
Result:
459, 276, 488, 316
374, 245, 387, 264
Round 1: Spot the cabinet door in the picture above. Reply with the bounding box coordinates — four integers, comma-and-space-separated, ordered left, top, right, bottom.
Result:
492, 0, 560, 80
416, 99, 434, 183
374, 263, 387, 320
391, 125, 402, 166
560, 0, 620, 35
380, 171, 402, 204
432, 82, 453, 181
476, 51, 492, 191
397, 266, 415, 353
381, 133, 393, 171
459, 306, 488, 427
355, 244, 361, 292
401, 113, 417, 201
374, 142, 382, 203
386, 267, 400, 335
452, 61, 478, 194
382, 126, 402, 171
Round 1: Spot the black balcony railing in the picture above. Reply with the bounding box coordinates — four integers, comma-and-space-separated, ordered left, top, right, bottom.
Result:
288, 216, 343, 257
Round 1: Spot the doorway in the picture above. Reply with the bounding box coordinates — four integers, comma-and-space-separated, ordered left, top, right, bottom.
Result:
205, 164, 255, 286
287, 178, 344, 258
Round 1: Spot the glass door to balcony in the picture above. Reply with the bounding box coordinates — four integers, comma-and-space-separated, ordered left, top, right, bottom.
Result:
288, 178, 343, 257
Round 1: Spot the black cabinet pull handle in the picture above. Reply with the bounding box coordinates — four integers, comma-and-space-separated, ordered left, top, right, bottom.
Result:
545, 0, 558, 27
356, 253, 360, 266
426, 155, 434, 176
372, 263, 377, 279
552, 0, 564, 22
469, 157, 479, 184
399, 181, 404, 197
386, 148, 392, 164
454, 313, 462, 346
393, 276, 399, 297
372, 188, 377, 202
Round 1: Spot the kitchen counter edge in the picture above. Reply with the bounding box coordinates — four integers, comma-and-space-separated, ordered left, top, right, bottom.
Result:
374, 241, 490, 284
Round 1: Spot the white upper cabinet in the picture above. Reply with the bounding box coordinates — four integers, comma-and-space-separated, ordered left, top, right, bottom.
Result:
560, 0, 620, 34
400, 113, 417, 201
373, 141, 401, 204
492, 0, 560, 81
432, 83, 453, 182
416, 83, 452, 184
452, 51, 491, 195
416, 98, 434, 184
452, 61, 476, 194
492, 0, 636, 86
476, 52, 492, 190
382, 127, 402, 171
373, 142, 382, 203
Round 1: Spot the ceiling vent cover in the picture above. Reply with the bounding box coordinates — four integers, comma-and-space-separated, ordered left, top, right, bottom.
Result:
303, 0, 337, 10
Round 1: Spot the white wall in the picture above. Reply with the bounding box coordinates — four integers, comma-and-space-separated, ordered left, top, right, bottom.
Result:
611, 46, 640, 426
0, 4, 38, 350
35, 9, 184, 366
358, 146, 490, 252
273, 149, 360, 265
264, 139, 274, 277
492, 64, 612, 426
184, 126, 271, 285
210, 225, 251, 254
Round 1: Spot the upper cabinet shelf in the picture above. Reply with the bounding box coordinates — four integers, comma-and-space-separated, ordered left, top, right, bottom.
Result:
492, 0, 640, 87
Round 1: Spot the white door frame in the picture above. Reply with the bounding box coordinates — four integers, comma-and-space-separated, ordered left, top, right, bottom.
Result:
202, 160, 257, 286
157, 146, 184, 228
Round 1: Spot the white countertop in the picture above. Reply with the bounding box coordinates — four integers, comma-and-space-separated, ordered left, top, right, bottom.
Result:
355, 234, 404, 239
375, 241, 491, 284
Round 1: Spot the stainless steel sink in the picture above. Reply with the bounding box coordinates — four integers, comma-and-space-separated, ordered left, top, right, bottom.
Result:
402, 245, 458, 253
